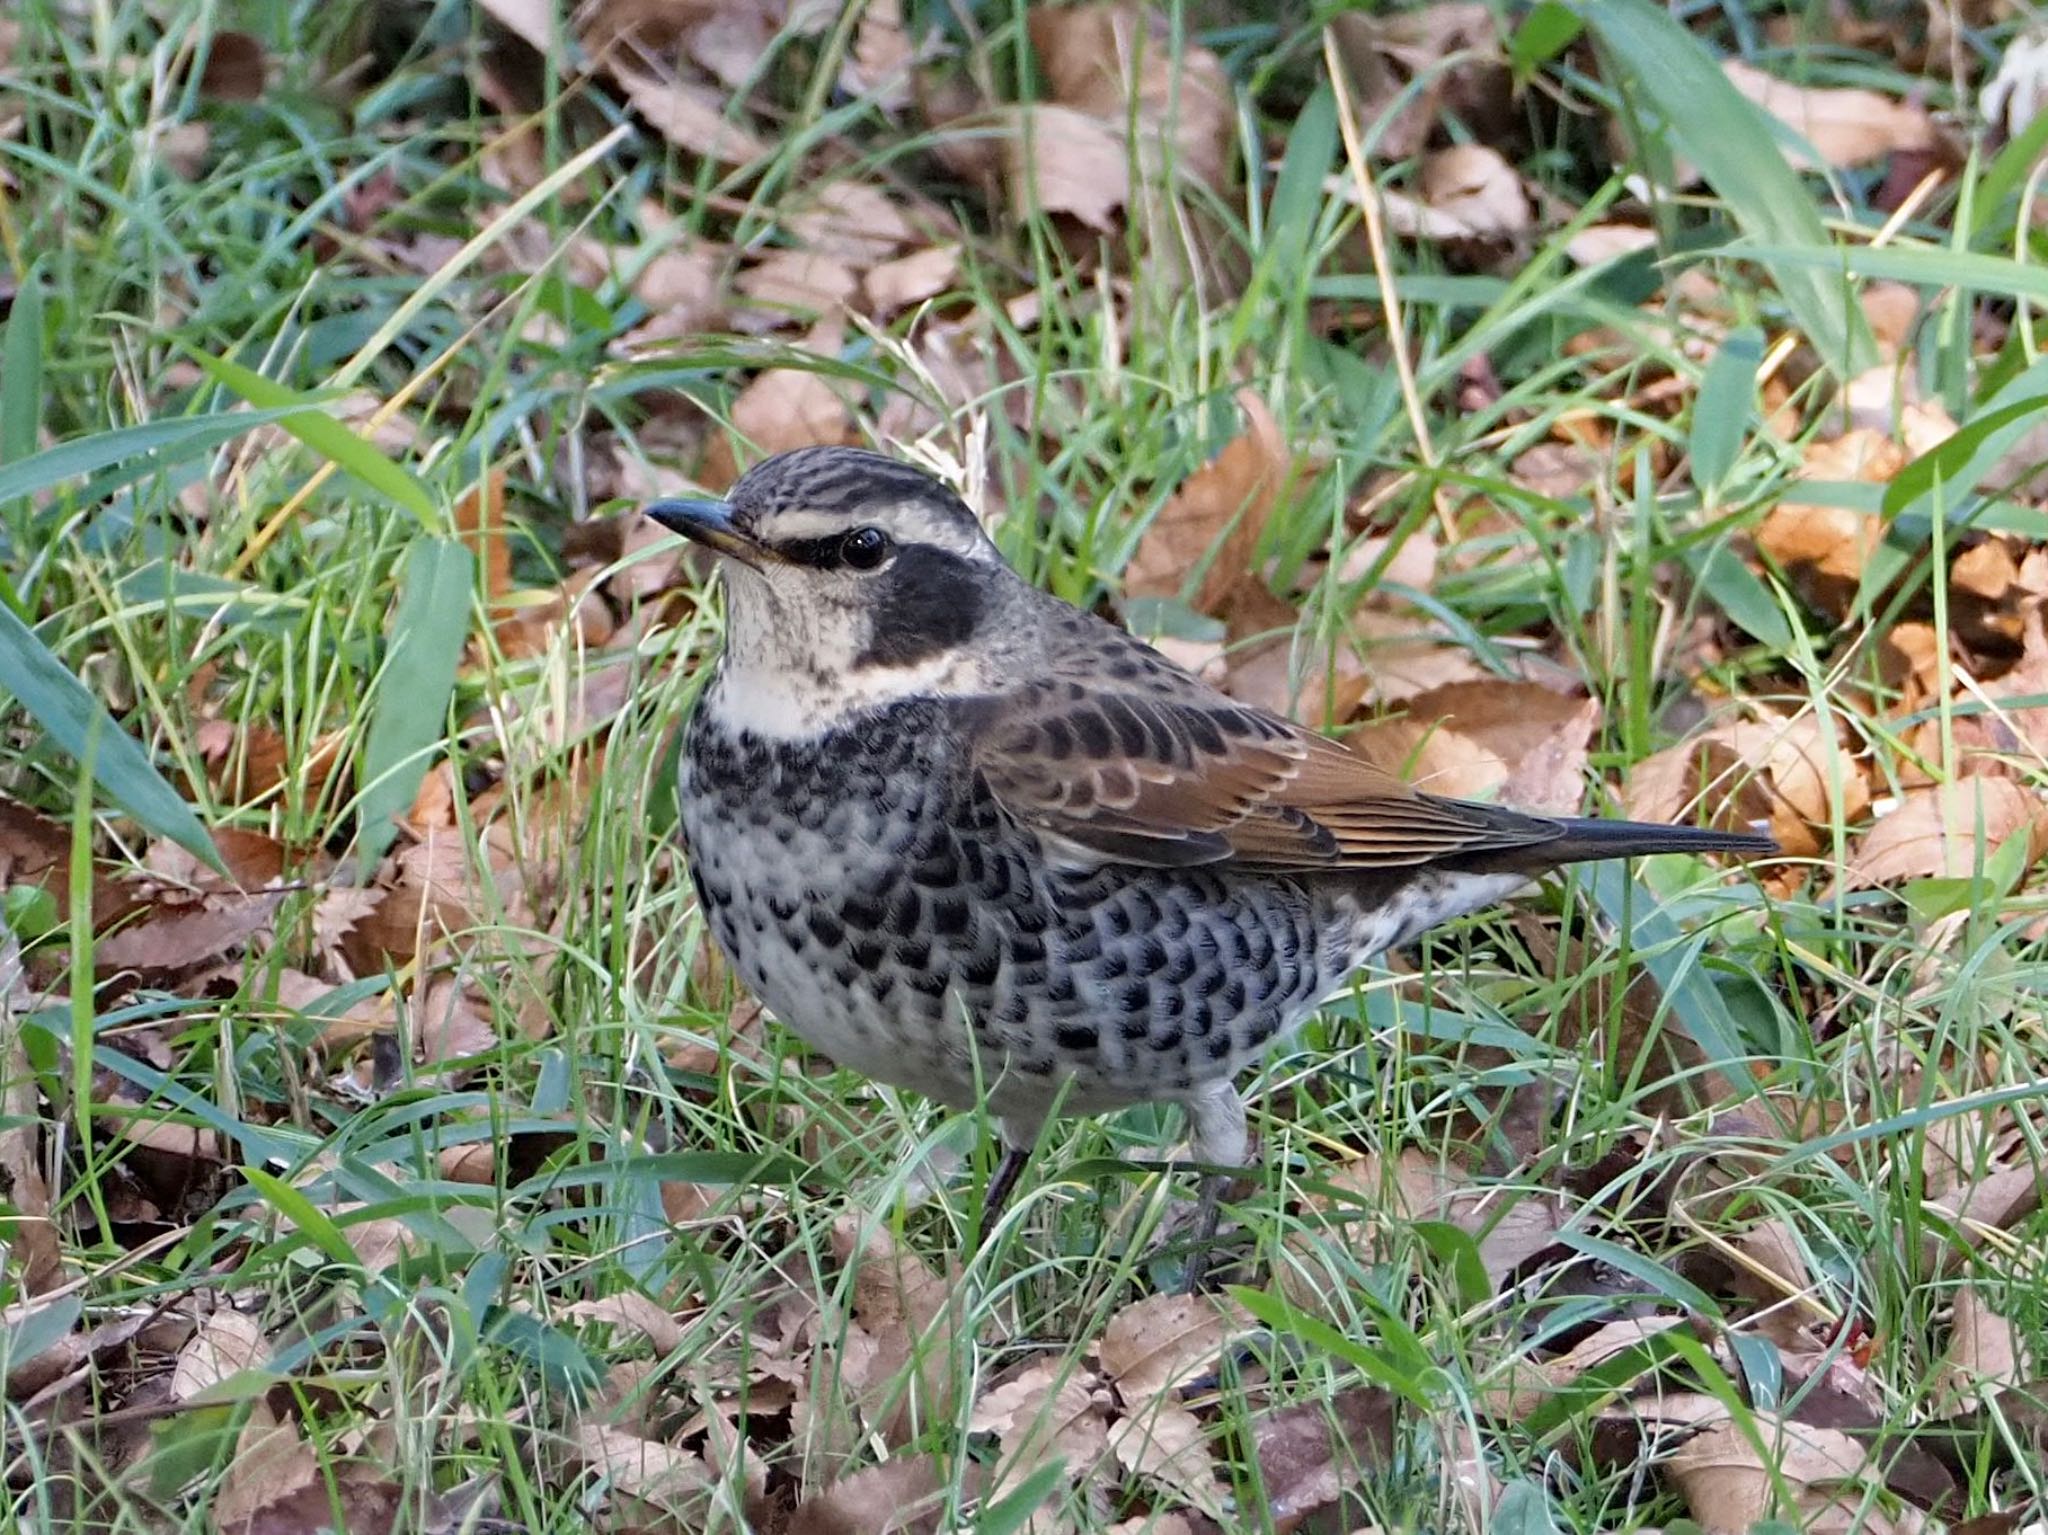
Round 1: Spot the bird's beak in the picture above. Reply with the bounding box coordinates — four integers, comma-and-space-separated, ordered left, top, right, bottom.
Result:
646, 499, 772, 571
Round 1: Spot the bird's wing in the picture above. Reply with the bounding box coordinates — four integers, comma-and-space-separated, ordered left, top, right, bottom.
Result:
957, 632, 1567, 872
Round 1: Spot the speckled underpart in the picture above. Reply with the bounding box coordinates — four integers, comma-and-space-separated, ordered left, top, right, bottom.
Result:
681, 695, 1507, 1131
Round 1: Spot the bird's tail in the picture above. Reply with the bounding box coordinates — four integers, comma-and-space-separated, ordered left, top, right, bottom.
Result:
1536, 817, 1777, 865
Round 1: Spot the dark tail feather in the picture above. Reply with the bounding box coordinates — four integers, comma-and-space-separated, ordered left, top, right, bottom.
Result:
1539, 816, 1778, 865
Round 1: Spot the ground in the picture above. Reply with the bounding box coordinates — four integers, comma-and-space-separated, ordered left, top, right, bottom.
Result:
0, 0, 2044, 1531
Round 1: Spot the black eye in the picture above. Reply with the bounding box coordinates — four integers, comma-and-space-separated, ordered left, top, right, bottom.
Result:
839, 526, 891, 570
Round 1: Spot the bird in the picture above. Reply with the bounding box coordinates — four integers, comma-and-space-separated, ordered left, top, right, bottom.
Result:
652, 445, 1776, 1279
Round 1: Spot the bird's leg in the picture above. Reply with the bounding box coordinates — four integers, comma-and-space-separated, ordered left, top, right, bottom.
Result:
973, 1116, 1040, 1251
978, 1144, 1030, 1245
1176, 1083, 1249, 1294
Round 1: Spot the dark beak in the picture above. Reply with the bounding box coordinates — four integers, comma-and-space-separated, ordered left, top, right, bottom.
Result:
646, 499, 770, 570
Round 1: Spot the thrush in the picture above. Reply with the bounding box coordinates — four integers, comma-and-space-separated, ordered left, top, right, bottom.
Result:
654, 447, 1774, 1271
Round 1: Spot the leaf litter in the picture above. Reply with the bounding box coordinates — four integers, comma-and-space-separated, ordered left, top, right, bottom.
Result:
6, 0, 2048, 1529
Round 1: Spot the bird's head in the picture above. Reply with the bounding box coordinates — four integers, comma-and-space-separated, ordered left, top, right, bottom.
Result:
649, 447, 1018, 732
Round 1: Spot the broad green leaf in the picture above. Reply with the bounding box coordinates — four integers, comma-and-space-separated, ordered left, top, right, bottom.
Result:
242, 1167, 362, 1270
184, 349, 437, 522
357, 538, 474, 862
1512, 2, 1584, 80
1690, 325, 1763, 495
0, 601, 223, 872
1574, 0, 1869, 376
1, 270, 44, 468
1682, 544, 1796, 651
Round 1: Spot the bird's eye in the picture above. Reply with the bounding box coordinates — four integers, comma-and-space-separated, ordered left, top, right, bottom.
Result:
839, 526, 891, 570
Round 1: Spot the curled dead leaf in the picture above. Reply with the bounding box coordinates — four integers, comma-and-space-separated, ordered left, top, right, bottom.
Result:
1723, 60, 1937, 170
1125, 391, 1293, 616
1846, 777, 2048, 887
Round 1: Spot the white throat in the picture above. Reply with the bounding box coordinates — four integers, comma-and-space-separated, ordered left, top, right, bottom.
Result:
705, 647, 983, 739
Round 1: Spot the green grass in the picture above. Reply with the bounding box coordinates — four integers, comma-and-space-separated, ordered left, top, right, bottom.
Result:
1, 0, 2045, 1529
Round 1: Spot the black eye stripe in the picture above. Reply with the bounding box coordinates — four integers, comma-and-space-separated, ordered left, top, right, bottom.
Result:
771, 529, 893, 570
775, 535, 856, 569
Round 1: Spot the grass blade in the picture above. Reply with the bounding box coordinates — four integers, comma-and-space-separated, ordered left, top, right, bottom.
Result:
356, 538, 475, 862
184, 349, 438, 523
0, 602, 224, 872
1574, 0, 1870, 376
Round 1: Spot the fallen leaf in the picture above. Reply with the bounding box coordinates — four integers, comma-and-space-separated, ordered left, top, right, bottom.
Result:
93, 891, 285, 980
615, 65, 770, 165
1723, 60, 1937, 170
564, 1292, 684, 1355
728, 363, 857, 462
1626, 712, 1863, 859
1327, 3, 1507, 163
1668, 1414, 1913, 1534
1125, 390, 1292, 616
1003, 103, 1130, 232
1107, 1400, 1228, 1522
1846, 777, 2048, 886
788, 180, 918, 267
968, 1359, 1109, 1490
865, 244, 960, 315
1243, 1387, 1398, 1529
736, 249, 861, 323
1097, 1292, 1239, 1407
786, 1453, 968, 1535
1414, 143, 1531, 242
172, 1309, 269, 1401
211, 1401, 324, 1532
1935, 1285, 2026, 1413
574, 1420, 712, 1513
1030, 1, 1234, 190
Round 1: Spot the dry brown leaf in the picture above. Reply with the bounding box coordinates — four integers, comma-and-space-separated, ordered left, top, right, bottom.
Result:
1668, 1415, 1917, 1534
1723, 60, 1937, 169
1349, 607, 1493, 703
210, 1401, 323, 1532
737, 250, 861, 322
1486, 1315, 1688, 1420
196, 30, 267, 101
0, 927, 60, 1296
842, 0, 919, 109
729, 364, 857, 461
968, 1359, 1109, 1489
1922, 1163, 2042, 1272
1004, 103, 1130, 232
1846, 777, 2048, 886
565, 1292, 684, 1355
1499, 696, 1601, 815
1126, 390, 1291, 615
94, 891, 285, 981
1327, 4, 1506, 163
411, 975, 496, 1067
1565, 223, 1659, 268
865, 244, 961, 315
1106, 1401, 1228, 1521
172, 1309, 268, 1401
788, 180, 917, 267
786, 1453, 968, 1535
1934, 1285, 2026, 1412
1354, 681, 1596, 812
1242, 1387, 1398, 1530
830, 1215, 964, 1446
1420, 144, 1529, 234
615, 65, 770, 165
1029, 1, 1233, 190
1097, 1292, 1239, 1407
454, 467, 512, 601
574, 1421, 712, 1511
1626, 712, 1861, 859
